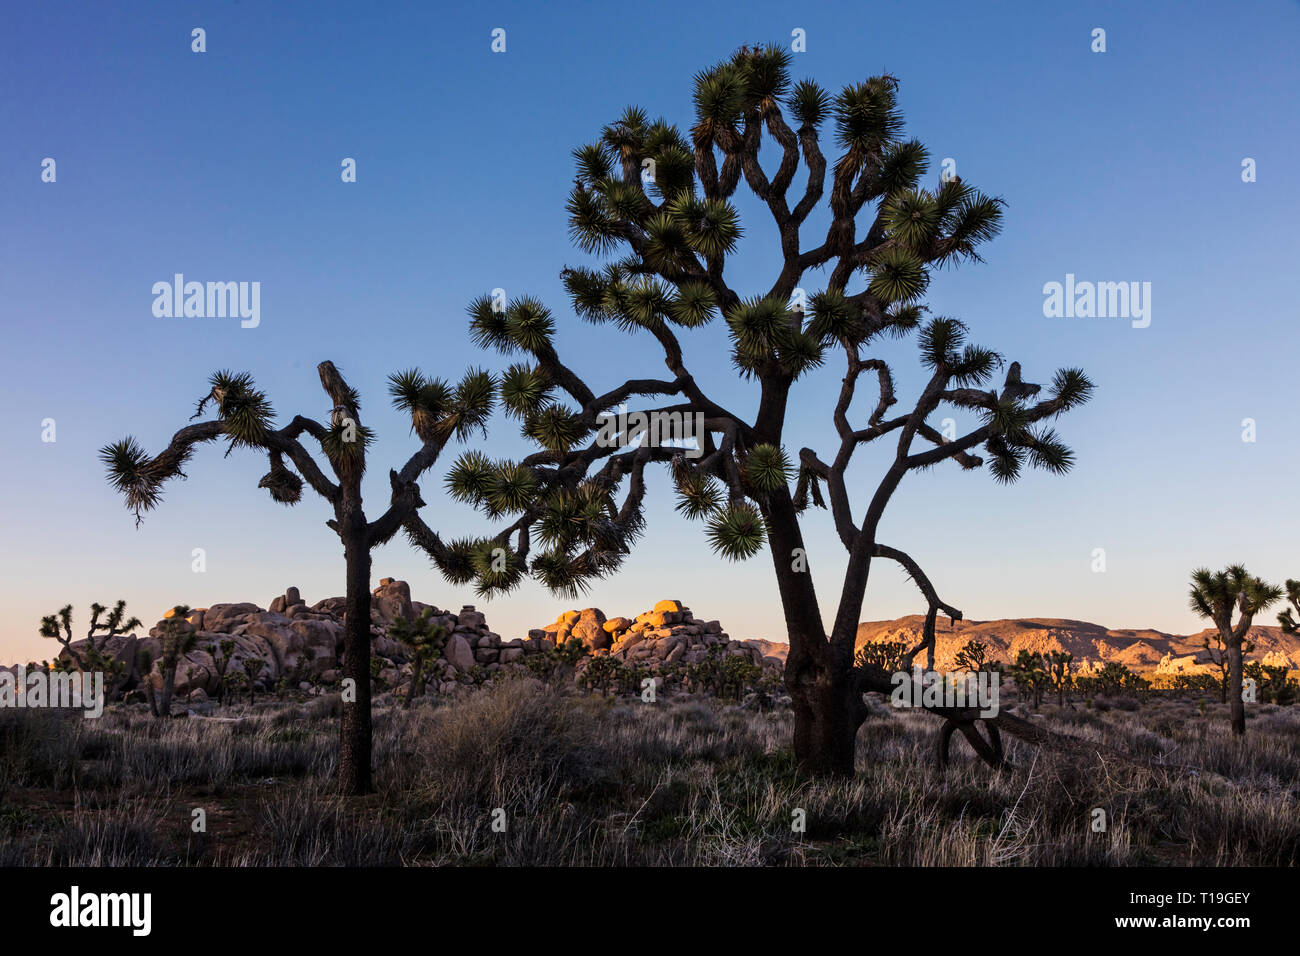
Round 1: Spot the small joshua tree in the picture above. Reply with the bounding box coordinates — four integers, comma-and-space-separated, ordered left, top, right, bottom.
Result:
853, 639, 909, 672
205, 639, 236, 705
224, 671, 246, 704
1243, 661, 1298, 705
152, 605, 196, 718
388, 608, 447, 707
1189, 565, 1281, 736
1045, 650, 1074, 705
1009, 651, 1048, 709
241, 657, 266, 705
953, 639, 990, 672
39, 600, 142, 672
101, 362, 495, 795
1276, 579, 1300, 636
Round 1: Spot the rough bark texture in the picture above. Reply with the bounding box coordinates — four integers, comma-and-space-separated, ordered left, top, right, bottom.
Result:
1227, 638, 1245, 736
789, 676, 862, 777
338, 539, 373, 795
157, 665, 177, 718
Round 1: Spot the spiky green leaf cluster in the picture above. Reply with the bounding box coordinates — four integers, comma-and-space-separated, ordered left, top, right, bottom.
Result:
448, 368, 497, 440
100, 437, 162, 516
705, 501, 767, 561
866, 246, 929, 304
787, 79, 830, 127
468, 540, 527, 597
503, 297, 555, 352
743, 444, 793, 495
499, 363, 553, 420
726, 295, 823, 379
665, 194, 742, 259
388, 369, 453, 442
446, 450, 496, 504
877, 139, 929, 195
674, 471, 723, 519
1189, 565, 1283, 622
666, 281, 718, 328
933, 179, 1005, 265
524, 403, 587, 454
205, 370, 275, 448
530, 548, 615, 599
918, 317, 967, 369
435, 537, 492, 586
1049, 368, 1096, 411
321, 418, 375, 474
447, 451, 537, 519
693, 44, 792, 131
467, 294, 513, 352
832, 76, 903, 155
805, 289, 862, 343
536, 483, 619, 554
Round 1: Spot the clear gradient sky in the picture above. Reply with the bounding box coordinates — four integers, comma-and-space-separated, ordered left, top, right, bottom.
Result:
2, 0, 1297, 664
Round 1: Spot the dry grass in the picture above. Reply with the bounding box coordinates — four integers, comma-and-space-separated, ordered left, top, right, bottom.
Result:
1, 679, 1296, 866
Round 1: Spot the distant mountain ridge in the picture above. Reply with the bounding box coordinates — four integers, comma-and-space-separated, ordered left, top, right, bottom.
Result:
754, 617, 1299, 676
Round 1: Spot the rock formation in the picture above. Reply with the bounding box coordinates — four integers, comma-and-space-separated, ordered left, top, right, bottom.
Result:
43, 582, 780, 704
530, 598, 783, 676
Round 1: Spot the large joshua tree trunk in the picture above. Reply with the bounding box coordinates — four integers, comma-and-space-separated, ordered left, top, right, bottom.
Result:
789, 669, 862, 777
339, 534, 373, 795
768, 489, 865, 776
1226, 633, 1245, 736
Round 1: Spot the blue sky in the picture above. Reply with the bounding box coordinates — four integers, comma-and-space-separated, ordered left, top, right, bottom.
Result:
2, 0, 1297, 663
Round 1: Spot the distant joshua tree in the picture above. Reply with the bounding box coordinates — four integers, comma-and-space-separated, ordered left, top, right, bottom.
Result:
1201, 627, 1254, 704
241, 657, 266, 705
1044, 650, 1074, 705
150, 604, 196, 718
1277, 579, 1300, 636
1189, 565, 1282, 736
1009, 651, 1048, 709
205, 638, 236, 705
445, 44, 1094, 776
388, 608, 447, 707
953, 639, 991, 672
39, 600, 141, 672
101, 362, 495, 794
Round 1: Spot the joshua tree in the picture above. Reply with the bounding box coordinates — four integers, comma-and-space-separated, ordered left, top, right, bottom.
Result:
241, 657, 266, 705
39, 600, 142, 672
101, 361, 495, 794
953, 639, 990, 673
1277, 579, 1300, 636
1243, 661, 1299, 705
388, 608, 447, 707
447, 46, 1093, 775
1201, 627, 1253, 704
150, 604, 196, 718
1045, 650, 1074, 705
1009, 650, 1048, 709
205, 639, 236, 705
1189, 565, 1282, 735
